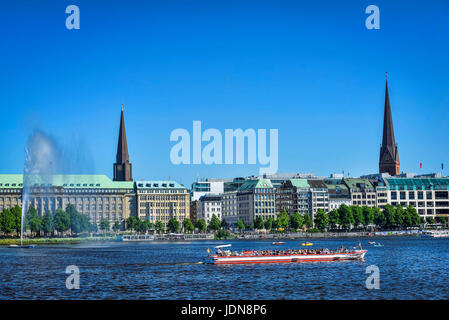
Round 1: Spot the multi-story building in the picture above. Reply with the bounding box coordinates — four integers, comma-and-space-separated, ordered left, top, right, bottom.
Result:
190, 200, 198, 224
190, 179, 229, 201
344, 178, 377, 208
197, 194, 222, 225
323, 179, 351, 211
276, 179, 310, 215
221, 191, 238, 225
307, 180, 329, 219
382, 178, 449, 219
136, 180, 190, 230
237, 179, 276, 224
0, 174, 135, 227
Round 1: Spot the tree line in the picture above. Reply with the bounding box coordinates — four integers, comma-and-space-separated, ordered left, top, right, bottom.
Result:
0, 205, 114, 237
231, 204, 442, 233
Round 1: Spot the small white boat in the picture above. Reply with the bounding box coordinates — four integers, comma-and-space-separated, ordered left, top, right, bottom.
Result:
368, 241, 376, 244
421, 230, 449, 238
272, 241, 286, 245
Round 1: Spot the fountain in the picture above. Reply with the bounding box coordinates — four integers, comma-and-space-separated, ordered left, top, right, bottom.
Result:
20, 130, 67, 247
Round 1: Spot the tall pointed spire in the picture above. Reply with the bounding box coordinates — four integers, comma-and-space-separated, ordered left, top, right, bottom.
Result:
113, 105, 133, 181
379, 74, 400, 176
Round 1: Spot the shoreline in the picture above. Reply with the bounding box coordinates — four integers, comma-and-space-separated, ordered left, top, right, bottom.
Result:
0, 231, 426, 246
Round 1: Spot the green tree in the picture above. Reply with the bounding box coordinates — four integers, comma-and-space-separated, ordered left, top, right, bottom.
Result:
328, 209, 340, 231
0, 209, 15, 235
303, 213, 313, 230
338, 204, 354, 231
264, 217, 274, 230
112, 220, 121, 233
314, 209, 329, 232
66, 204, 89, 235
183, 219, 194, 233
54, 209, 71, 235
395, 206, 405, 228
126, 216, 138, 231
403, 206, 413, 228
155, 221, 164, 233
42, 211, 55, 237
373, 207, 386, 229
351, 206, 365, 230
254, 216, 265, 230
99, 218, 110, 232
362, 206, 374, 230
290, 212, 303, 231
208, 214, 221, 232
167, 218, 180, 233
277, 209, 290, 230
383, 204, 397, 229
426, 216, 435, 224
216, 229, 227, 239
139, 220, 152, 233
10, 205, 22, 236
236, 219, 245, 232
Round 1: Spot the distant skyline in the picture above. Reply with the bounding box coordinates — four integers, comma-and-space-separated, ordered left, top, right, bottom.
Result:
0, 0, 448, 186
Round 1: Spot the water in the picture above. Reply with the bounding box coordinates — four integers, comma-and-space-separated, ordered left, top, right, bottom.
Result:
1, 237, 448, 299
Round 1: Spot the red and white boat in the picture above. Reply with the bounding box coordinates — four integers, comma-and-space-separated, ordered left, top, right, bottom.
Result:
205, 244, 367, 265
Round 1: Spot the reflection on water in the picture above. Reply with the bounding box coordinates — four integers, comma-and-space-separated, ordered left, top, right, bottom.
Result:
0, 238, 448, 299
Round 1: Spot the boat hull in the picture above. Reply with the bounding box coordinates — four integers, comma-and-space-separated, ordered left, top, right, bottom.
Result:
206, 250, 367, 265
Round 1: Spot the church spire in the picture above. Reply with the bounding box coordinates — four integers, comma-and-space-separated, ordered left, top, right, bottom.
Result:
113, 105, 133, 181
379, 75, 400, 176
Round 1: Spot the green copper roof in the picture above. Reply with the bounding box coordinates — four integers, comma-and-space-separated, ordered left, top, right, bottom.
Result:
0, 174, 134, 189
238, 179, 273, 191
289, 179, 309, 189
343, 178, 374, 189
385, 178, 449, 189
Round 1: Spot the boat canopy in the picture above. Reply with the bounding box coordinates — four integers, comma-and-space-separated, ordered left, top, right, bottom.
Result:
215, 244, 232, 249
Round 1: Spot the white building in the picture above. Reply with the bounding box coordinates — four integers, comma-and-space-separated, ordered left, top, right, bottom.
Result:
197, 194, 222, 225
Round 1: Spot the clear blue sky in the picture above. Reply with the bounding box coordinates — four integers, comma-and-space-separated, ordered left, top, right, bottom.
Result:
0, 0, 448, 186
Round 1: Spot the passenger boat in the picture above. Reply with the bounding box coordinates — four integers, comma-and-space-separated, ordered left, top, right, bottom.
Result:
421, 230, 449, 238
205, 244, 367, 265
301, 242, 313, 246
272, 241, 286, 245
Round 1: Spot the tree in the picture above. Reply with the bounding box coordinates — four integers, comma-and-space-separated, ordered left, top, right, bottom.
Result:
314, 209, 329, 232
25, 206, 43, 237
426, 216, 435, 224
264, 217, 274, 230
303, 213, 313, 230
112, 220, 122, 233
195, 219, 206, 233
54, 209, 71, 235
99, 218, 110, 233
362, 206, 374, 230
290, 212, 303, 231
221, 219, 229, 230
338, 204, 354, 231
139, 220, 152, 233
208, 214, 221, 232
126, 216, 138, 231
373, 207, 386, 229
183, 219, 194, 233
395, 206, 405, 228
42, 211, 55, 237
328, 209, 340, 231
216, 229, 227, 239
11, 205, 22, 236
383, 204, 396, 229
155, 221, 164, 233
66, 204, 89, 235
403, 206, 413, 228
351, 206, 365, 230
254, 216, 265, 230
236, 219, 245, 232
0, 209, 15, 235
277, 209, 290, 230
167, 218, 180, 233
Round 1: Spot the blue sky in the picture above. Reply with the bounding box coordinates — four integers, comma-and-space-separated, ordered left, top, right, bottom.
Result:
0, 0, 448, 186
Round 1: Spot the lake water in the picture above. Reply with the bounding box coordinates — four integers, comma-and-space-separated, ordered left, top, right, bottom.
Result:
1, 237, 448, 299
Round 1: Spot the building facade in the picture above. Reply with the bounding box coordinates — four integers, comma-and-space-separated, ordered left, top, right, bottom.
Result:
197, 194, 222, 225
136, 180, 190, 230
237, 179, 276, 224
276, 179, 310, 216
